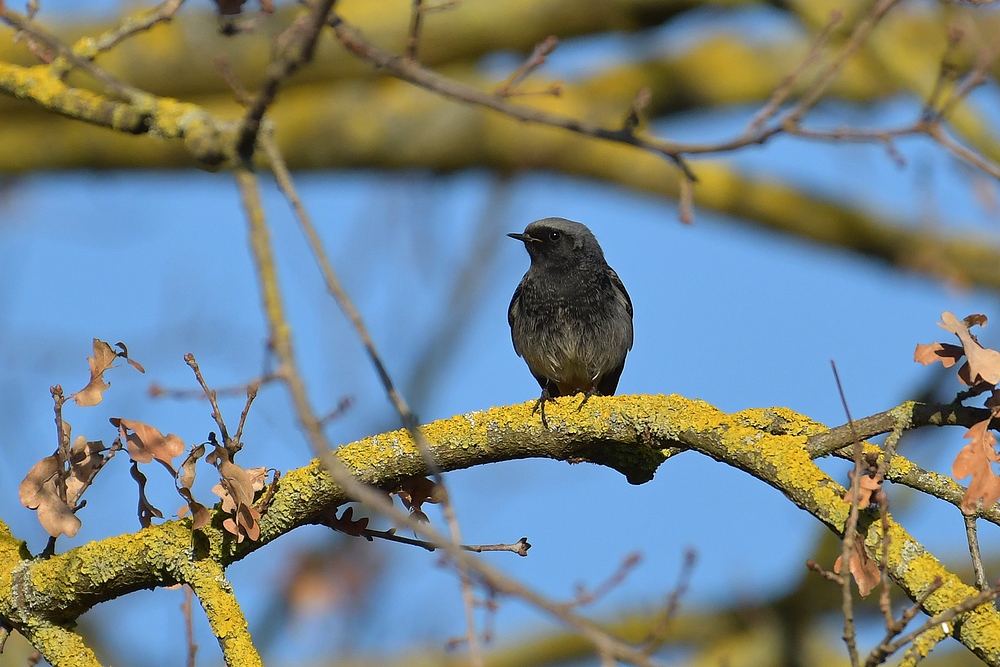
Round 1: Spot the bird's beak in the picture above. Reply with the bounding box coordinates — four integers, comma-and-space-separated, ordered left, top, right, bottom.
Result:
507, 232, 536, 243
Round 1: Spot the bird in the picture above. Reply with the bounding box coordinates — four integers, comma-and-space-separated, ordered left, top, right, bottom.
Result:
507, 217, 633, 426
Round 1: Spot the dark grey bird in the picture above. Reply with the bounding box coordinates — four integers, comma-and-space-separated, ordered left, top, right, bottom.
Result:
507, 217, 633, 426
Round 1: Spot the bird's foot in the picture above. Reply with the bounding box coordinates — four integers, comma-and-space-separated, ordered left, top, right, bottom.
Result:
575, 387, 599, 412
532, 388, 556, 429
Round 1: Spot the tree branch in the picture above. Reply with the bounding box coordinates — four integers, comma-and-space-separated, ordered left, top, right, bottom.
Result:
4, 396, 1000, 663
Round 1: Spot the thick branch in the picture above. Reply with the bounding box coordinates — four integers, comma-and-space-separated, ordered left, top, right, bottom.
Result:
3, 396, 1000, 663
183, 560, 261, 667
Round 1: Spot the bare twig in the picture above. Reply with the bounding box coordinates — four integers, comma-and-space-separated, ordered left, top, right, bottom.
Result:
864, 577, 945, 667
932, 43, 1000, 122
181, 584, 198, 667
642, 548, 697, 656
0, 7, 148, 102
149, 374, 278, 401
213, 55, 253, 106
677, 173, 694, 225
234, 165, 666, 667
260, 130, 486, 661
50, 385, 69, 504
783, 0, 902, 125
406, 0, 424, 61
895, 582, 1000, 662
877, 492, 893, 628
349, 525, 531, 556
233, 384, 258, 447
832, 360, 862, 667
329, 17, 697, 176
565, 553, 642, 610
964, 514, 989, 592
495, 35, 558, 97
742, 9, 842, 137
48, 0, 185, 80
235, 0, 337, 160
183, 353, 233, 455
921, 29, 963, 120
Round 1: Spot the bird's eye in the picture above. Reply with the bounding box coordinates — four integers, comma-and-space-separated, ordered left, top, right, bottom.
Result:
548, 231, 561, 241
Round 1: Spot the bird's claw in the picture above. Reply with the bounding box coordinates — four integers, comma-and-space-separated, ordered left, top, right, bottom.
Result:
575, 387, 598, 412
532, 388, 555, 429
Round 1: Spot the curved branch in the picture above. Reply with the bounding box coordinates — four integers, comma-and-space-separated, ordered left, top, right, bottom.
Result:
2, 396, 1000, 662
184, 560, 261, 667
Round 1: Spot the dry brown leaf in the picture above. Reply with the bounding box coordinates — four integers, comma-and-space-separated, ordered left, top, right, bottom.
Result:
393, 476, 442, 521
844, 472, 884, 510
177, 444, 206, 490
111, 418, 184, 467
20, 452, 83, 538
913, 342, 965, 368
952, 419, 1000, 513
35, 484, 82, 538
246, 466, 268, 492
177, 487, 211, 530
19, 454, 60, 509
223, 504, 261, 543
66, 435, 107, 505
71, 339, 117, 406
209, 446, 262, 542
938, 312, 1000, 386
834, 535, 880, 597
114, 342, 145, 373
130, 462, 164, 528
328, 506, 370, 537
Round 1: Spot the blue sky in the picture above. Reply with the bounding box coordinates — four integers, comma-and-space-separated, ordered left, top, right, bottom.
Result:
2, 2, 1000, 665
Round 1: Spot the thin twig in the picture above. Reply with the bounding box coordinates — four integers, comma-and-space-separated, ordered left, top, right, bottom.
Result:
831, 360, 862, 667
406, 0, 424, 61
964, 514, 989, 592
328, 17, 699, 171
742, 9, 842, 137
677, 173, 694, 225
0, 7, 148, 103
183, 353, 233, 455
783, 0, 902, 125
234, 165, 665, 667
258, 129, 484, 667
181, 584, 198, 667
495, 35, 558, 97
149, 374, 278, 401
921, 29, 963, 120
864, 577, 945, 667
50, 385, 69, 504
335, 522, 531, 556
642, 548, 697, 656
891, 582, 1000, 660
932, 43, 1000, 121
564, 553, 642, 610
235, 0, 337, 160
877, 491, 893, 628
48, 0, 185, 80
233, 384, 258, 447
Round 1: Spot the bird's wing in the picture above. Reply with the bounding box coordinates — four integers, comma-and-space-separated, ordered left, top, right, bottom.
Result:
606, 267, 634, 350
606, 267, 633, 318
507, 280, 524, 358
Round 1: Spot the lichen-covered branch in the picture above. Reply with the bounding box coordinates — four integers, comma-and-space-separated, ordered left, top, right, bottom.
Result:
0, 59, 231, 165
183, 560, 261, 667
2, 395, 1000, 664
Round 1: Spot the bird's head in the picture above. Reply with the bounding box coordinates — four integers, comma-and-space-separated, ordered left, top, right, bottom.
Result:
507, 217, 604, 270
